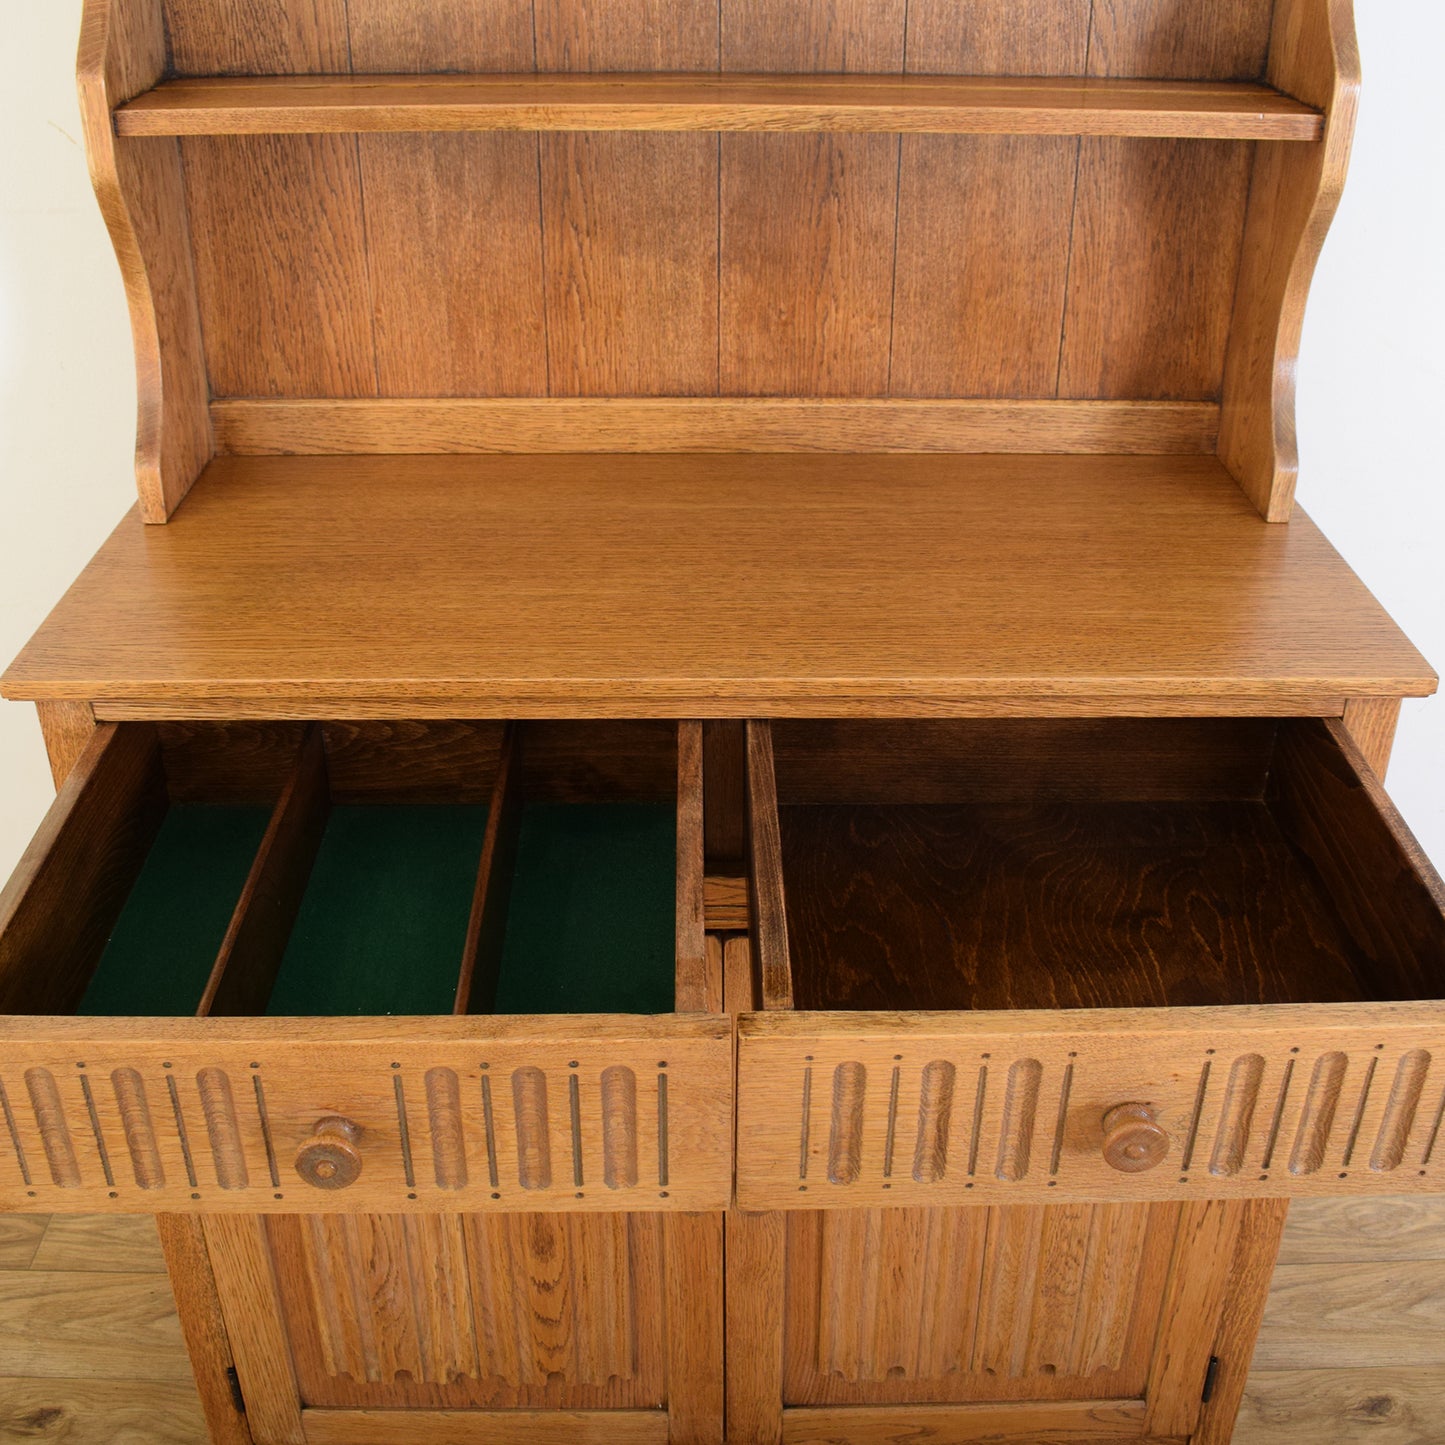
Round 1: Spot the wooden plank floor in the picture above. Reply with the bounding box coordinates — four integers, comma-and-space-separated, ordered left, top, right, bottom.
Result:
0, 1202, 1442, 1442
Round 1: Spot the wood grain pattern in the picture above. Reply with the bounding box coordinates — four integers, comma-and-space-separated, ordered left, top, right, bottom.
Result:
117, 75, 1326, 140
779, 1400, 1155, 1443
303, 1411, 669, 1443
675, 724, 709, 1013
198, 724, 327, 1017
736, 1006, 1445, 1207
1191, 1198, 1291, 1445
153, 1213, 251, 1445
359, 135, 547, 396
210, 397, 1222, 455
78, 0, 211, 521
534, 0, 717, 71
890, 136, 1076, 398
0, 724, 166, 1014
1277, 1196, 1445, 1263
1219, 0, 1361, 520
721, 135, 897, 396
779, 801, 1371, 1011
1253, 1260, 1445, 1369
0, 1377, 207, 1445
180, 135, 374, 398
0, 1017, 731, 1214
541, 134, 718, 397
722, 0, 905, 72
35, 702, 97, 789
29, 1214, 163, 1275
344, 0, 535, 72
746, 724, 793, 1011
665, 1211, 724, 1443
1060, 138, 1253, 400
1089, 0, 1275, 81
1235, 1367, 1445, 1444
453, 722, 521, 1016
724, 1208, 786, 1445
162, 0, 350, 75
903, 0, 1091, 76
1341, 697, 1402, 778
7, 456, 1430, 718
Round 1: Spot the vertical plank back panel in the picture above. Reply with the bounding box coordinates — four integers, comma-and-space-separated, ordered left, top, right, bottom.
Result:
163, 0, 351, 75
541, 134, 719, 397
1059, 139, 1253, 400
534, 0, 720, 70
1088, 0, 1274, 81
721, 1, 906, 73
891, 135, 1076, 398
361, 135, 547, 396
721, 134, 898, 397
345, 0, 536, 72
903, 0, 1091, 75
182, 135, 377, 397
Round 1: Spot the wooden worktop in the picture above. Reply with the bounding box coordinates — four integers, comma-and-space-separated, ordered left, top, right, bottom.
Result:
2, 453, 1434, 719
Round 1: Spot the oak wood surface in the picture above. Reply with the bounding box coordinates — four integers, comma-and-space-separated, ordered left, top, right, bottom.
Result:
2, 456, 1433, 716
779, 1399, 1159, 1442
1219, 0, 1361, 520
116, 74, 1325, 140
77, 0, 212, 522
1235, 1367, 1445, 1444
35, 702, 97, 789
210, 398, 1222, 455
675, 724, 710, 1013
1341, 697, 1402, 778
301, 1411, 669, 1443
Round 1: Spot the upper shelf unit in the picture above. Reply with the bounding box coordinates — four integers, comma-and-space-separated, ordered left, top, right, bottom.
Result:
115, 74, 1323, 140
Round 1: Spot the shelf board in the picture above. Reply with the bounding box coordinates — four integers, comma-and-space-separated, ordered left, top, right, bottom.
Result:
115, 73, 1324, 141
3, 454, 1431, 718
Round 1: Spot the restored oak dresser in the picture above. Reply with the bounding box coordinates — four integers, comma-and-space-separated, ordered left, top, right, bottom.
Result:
2, 1, 1440, 1442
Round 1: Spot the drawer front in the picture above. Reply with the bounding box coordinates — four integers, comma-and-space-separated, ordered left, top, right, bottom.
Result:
735, 1004, 1445, 1207
0, 1016, 731, 1213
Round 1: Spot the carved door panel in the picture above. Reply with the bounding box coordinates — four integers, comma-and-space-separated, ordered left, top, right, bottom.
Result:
204, 1208, 721, 1444
727, 1196, 1285, 1444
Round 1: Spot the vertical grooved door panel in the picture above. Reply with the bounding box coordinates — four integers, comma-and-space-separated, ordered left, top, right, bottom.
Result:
721, 135, 899, 397
541, 134, 718, 397
361, 135, 547, 396
721, 1, 907, 73
265, 1210, 668, 1409
183, 135, 377, 397
1058, 138, 1254, 401
903, 0, 1092, 75
781, 1201, 1191, 1406
891, 135, 1077, 398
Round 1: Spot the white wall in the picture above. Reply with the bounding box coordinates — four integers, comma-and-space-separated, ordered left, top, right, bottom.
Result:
0, 1, 1442, 877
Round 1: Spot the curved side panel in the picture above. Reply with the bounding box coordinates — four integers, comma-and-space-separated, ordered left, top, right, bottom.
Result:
77, 0, 211, 522
1218, 0, 1360, 521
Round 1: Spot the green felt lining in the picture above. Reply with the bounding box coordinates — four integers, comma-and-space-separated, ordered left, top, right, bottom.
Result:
79, 805, 271, 1016
493, 803, 676, 1015
266, 805, 488, 1017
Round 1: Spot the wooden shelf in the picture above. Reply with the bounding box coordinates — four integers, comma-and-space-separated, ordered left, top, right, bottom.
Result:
2, 454, 1432, 718
114, 73, 1324, 141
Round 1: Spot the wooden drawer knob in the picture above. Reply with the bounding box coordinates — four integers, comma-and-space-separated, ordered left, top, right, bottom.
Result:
295, 1116, 363, 1190
1101, 1103, 1169, 1173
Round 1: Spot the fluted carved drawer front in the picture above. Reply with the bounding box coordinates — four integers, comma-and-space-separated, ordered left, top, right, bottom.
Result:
735, 1006, 1445, 1206
742, 717, 1445, 1205
0, 1017, 731, 1212
0, 718, 727, 1213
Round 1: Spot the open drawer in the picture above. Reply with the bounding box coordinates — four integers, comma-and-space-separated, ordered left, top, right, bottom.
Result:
0, 719, 730, 1213
737, 717, 1445, 1207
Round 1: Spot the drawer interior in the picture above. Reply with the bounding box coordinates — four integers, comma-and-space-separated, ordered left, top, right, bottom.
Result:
0, 720, 692, 1020
751, 718, 1445, 1012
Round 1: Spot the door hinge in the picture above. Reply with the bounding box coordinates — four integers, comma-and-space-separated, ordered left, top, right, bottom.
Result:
1201, 1354, 1222, 1404
226, 1365, 247, 1415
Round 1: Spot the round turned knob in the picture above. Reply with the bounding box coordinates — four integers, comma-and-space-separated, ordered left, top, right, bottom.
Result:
295, 1116, 363, 1190
1101, 1103, 1169, 1173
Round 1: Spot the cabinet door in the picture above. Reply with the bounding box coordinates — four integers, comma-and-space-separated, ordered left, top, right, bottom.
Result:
726, 1195, 1284, 1445
201, 1207, 722, 1445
